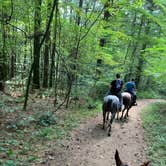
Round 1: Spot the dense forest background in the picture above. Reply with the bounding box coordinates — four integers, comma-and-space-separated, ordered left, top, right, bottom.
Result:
0, 0, 166, 110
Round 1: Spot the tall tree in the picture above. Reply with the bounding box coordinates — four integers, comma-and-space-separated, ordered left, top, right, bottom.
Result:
43, 0, 51, 88
0, 3, 8, 91
49, 0, 59, 88
32, 0, 42, 89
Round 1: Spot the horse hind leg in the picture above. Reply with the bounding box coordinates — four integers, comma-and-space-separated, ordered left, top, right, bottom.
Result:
102, 104, 106, 129
120, 107, 126, 120
124, 104, 132, 118
107, 117, 113, 136
125, 107, 131, 118
124, 111, 128, 119
107, 111, 116, 136
107, 124, 112, 136
116, 111, 119, 120
106, 111, 110, 121
126, 109, 129, 117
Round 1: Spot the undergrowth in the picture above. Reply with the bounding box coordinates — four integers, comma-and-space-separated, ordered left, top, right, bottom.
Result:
137, 89, 162, 99
0, 100, 101, 165
141, 102, 166, 166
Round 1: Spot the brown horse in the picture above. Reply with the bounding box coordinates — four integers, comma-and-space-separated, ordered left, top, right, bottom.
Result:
117, 92, 134, 120
115, 150, 150, 166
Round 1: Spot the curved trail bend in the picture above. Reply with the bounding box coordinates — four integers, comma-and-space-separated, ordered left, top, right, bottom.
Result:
42, 99, 162, 166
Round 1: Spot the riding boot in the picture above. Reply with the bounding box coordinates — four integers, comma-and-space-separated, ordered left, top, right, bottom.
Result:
133, 95, 137, 106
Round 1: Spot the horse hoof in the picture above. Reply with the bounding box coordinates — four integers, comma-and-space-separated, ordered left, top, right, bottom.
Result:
108, 133, 111, 137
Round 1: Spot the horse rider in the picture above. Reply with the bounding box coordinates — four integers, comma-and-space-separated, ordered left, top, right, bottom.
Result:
106, 73, 123, 111
125, 78, 137, 106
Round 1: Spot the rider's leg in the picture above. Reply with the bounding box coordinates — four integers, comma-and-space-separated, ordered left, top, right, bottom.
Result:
117, 92, 123, 111
131, 91, 137, 105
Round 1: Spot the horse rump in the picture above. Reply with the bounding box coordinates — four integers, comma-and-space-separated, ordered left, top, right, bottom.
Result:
102, 95, 119, 136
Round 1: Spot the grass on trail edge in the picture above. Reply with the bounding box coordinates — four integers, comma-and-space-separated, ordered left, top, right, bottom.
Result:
141, 102, 166, 166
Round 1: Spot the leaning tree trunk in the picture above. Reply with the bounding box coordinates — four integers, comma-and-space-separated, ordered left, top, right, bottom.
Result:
23, 0, 57, 110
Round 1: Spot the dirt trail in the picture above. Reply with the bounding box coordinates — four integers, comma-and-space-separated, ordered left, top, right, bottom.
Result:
42, 99, 161, 166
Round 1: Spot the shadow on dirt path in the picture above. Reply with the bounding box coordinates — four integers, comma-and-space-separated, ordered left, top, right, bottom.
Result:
38, 99, 163, 166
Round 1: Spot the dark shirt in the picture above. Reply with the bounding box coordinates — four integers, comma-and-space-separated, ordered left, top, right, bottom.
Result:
110, 79, 123, 94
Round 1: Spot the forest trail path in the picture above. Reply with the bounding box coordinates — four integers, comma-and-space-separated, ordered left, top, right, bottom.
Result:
41, 99, 162, 166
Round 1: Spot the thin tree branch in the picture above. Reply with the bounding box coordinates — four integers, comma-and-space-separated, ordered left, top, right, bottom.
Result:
82, 1, 97, 27
39, 0, 58, 49
6, 22, 28, 37
80, 7, 105, 41
7, 0, 14, 22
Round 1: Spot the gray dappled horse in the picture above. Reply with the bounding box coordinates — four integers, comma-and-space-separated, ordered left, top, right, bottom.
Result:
102, 95, 119, 136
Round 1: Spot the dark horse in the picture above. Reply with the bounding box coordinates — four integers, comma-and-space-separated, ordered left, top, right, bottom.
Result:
117, 92, 134, 120
102, 95, 119, 136
115, 149, 150, 166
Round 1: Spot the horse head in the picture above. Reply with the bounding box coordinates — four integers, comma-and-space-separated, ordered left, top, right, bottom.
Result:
115, 150, 150, 166
115, 149, 129, 166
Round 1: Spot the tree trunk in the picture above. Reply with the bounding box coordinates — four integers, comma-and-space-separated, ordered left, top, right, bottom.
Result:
49, 0, 59, 88
0, 5, 7, 91
99, 0, 112, 47
23, 0, 57, 110
136, 23, 150, 87
32, 0, 42, 89
53, 17, 60, 105
135, 44, 146, 87
10, 54, 16, 79
43, 0, 51, 88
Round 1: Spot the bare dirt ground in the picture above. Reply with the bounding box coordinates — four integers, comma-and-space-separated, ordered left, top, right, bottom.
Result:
40, 99, 162, 166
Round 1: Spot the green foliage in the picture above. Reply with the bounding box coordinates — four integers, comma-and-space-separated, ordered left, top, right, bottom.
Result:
37, 128, 54, 138
137, 89, 162, 99
141, 102, 166, 166
89, 80, 109, 100
6, 115, 35, 131
36, 111, 57, 127
2, 160, 18, 166
1, 0, 166, 103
